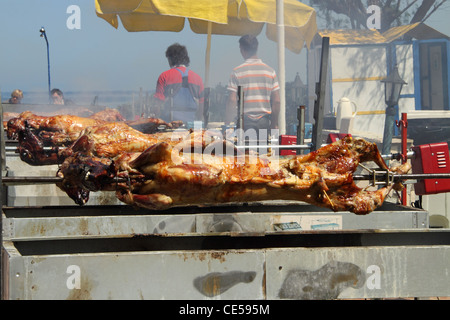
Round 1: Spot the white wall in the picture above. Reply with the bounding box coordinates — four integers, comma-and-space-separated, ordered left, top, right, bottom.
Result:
330, 45, 387, 135
308, 42, 420, 137
396, 44, 417, 115
421, 193, 450, 228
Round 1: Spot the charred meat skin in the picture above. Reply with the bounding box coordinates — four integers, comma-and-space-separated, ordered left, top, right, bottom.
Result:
7, 110, 193, 166
56, 153, 117, 205
57, 137, 409, 215
17, 128, 62, 166
7, 111, 104, 141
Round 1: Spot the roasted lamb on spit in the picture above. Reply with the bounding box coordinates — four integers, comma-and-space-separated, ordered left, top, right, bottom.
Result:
17, 120, 224, 166
7, 109, 178, 141
56, 136, 410, 215
6, 109, 184, 165
2, 106, 96, 128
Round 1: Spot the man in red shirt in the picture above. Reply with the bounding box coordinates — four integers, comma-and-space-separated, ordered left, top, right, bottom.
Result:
153, 43, 204, 123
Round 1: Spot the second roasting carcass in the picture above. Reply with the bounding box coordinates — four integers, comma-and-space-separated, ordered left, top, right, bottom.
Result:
7, 109, 180, 145
18, 121, 223, 166
9, 110, 184, 166
56, 136, 410, 215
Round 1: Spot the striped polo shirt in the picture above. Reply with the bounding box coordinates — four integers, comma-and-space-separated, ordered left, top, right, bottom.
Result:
227, 58, 279, 120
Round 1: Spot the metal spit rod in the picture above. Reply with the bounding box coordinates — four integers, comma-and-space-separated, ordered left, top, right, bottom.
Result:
4, 145, 58, 153
365, 173, 450, 180
353, 172, 450, 187
4, 172, 450, 187
382, 151, 415, 161
1, 176, 130, 186
3, 145, 418, 155
234, 146, 417, 156
2, 176, 64, 186
4, 144, 315, 154
235, 144, 312, 150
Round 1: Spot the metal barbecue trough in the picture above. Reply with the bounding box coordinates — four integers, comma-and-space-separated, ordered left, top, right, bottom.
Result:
2, 61, 450, 300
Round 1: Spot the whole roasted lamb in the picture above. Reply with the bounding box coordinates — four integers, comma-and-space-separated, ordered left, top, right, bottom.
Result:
56, 135, 409, 215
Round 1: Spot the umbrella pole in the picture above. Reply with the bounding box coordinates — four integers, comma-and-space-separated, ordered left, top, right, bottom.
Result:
205, 21, 212, 88
277, 0, 286, 135
203, 21, 212, 126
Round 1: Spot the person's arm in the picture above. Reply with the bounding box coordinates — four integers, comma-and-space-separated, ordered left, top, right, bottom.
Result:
196, 97, 204, 121
270, 90, 280, 130
225, 70, 239, 125
153, 73, 166, 118
195, 79, 205, 121
152, 98, 164, 118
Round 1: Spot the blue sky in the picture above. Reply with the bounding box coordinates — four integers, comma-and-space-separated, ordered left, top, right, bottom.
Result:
1, 1, 449, 98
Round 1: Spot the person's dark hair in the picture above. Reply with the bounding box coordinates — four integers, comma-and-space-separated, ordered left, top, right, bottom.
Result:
239, 35, 258, 56
165, 43, 190, 67
51, 88, 64, 97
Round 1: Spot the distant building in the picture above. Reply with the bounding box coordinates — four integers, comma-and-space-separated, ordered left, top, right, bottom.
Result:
308, 22, 450, 138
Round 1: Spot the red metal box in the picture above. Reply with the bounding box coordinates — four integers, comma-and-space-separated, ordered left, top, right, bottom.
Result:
327, 133, 352, 143
412, 142, 450, 195
280, 135, 297, 156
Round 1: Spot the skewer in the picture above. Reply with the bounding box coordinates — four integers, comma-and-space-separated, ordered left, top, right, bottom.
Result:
2, 139, 417, 157
382, 151, 415, 161
4, 173, 450, 187
235, 144, 312, 150
1, 176, 129, 186
1, 177, 63, 185
4, 146, 56, 153
322, 190, 335, 210
353, 173, 450, 182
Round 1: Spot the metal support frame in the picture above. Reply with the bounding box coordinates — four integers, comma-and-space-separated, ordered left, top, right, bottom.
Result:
237, 86, 244, 146
203, 87, 210, 127
0, 94, 3, 299
39, 27, 51, 101
312, 37, 330, 151
382, 105, 397, 157
297, 106, 306, 155
396, 113, 409, 206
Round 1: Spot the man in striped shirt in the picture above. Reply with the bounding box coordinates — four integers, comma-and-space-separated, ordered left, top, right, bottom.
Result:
226, 35, 280, 135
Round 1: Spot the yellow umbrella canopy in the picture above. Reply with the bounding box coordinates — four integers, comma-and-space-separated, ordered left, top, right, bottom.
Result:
189, 0, 317, 54
96, 0, 317, 54
95, 0, 229, 32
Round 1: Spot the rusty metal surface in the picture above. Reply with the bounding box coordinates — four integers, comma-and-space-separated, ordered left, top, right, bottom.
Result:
266, 246, 450, 299
3, 241, 450, 300
3, 242, 266, 300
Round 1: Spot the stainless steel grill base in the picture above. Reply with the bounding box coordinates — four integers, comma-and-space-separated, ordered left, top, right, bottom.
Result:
2, 201, 428, 241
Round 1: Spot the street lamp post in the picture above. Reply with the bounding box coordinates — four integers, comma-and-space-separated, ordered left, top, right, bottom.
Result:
39, 27, 51, 101
381, 65, 407, 157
